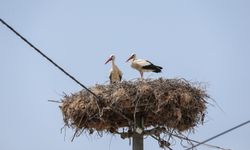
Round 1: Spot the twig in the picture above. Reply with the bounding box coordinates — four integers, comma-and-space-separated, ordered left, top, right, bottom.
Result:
48, 100, 62, 103
71, 129, 79, 142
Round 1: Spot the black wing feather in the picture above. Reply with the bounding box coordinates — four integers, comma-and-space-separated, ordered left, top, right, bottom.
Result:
142, 60, 163, 73
109, 74, 112, 84
119, 74, 122, 81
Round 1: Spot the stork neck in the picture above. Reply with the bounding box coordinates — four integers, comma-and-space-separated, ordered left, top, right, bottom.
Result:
111, 60, 116, 67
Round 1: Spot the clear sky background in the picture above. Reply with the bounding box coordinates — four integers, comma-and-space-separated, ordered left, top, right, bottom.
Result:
1, 0, 250, 150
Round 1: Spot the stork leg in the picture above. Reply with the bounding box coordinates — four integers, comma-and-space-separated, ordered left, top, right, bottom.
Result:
140, 71, 144, 79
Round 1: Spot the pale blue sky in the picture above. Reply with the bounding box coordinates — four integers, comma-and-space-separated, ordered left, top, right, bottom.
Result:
1, 0, 250, 150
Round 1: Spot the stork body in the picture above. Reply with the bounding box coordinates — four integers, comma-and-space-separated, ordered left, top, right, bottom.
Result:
105, 55, 123, 83
126, 53, 162, 78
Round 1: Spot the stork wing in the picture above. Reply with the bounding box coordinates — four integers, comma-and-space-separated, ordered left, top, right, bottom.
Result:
134, 59, 152, 67
141, 60, 163, 72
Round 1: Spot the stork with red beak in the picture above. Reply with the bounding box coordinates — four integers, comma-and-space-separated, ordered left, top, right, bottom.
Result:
105, 54, 123, 84
126, 53, 163, 79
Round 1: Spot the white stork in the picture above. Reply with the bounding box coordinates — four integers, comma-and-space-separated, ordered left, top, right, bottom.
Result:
105, 54, 123, 83
126, 53, 163, 79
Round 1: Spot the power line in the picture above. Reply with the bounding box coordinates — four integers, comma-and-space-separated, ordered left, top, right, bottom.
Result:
3, 18, 248, 150
186, 120, 250, 150
0, 18, 180, 149
0, 18, 101, 102
0, 18, 132, 123
0, 18, 143, 145
170, 133, 229, 150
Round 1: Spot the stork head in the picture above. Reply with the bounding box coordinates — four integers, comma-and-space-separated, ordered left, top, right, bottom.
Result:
105, 54, 115, 64
126, 53, 136, 62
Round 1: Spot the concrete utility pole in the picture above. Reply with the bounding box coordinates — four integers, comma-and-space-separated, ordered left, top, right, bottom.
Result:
133, 114, 144, 150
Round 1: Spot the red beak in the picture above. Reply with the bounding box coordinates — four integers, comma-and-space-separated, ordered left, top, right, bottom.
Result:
105, 57, 112, 64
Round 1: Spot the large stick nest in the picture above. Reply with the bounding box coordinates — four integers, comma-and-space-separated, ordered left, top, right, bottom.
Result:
60, 78, 208, 133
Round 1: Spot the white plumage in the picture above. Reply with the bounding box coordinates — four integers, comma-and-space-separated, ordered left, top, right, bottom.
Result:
105, 54, 123, 83
126, 53, 163, 78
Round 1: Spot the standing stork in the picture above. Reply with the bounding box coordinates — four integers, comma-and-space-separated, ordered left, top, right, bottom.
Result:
105, 54, 123, 83
126, 53, 163, 79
